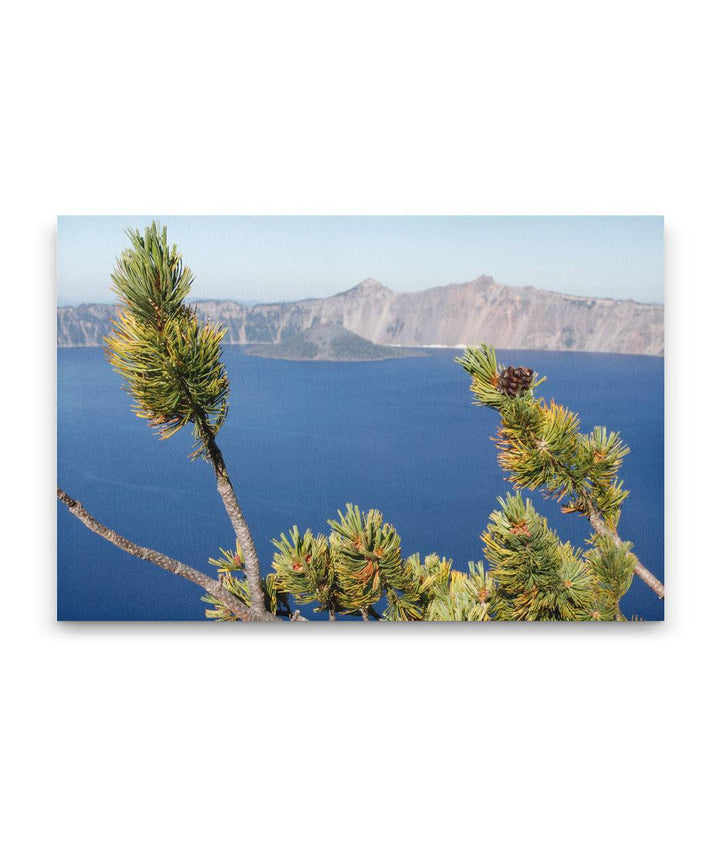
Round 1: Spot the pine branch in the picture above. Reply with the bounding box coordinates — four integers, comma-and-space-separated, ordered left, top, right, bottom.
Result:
104, 222, 272, 619
458, 344, 665, 601
482, 493, 597, 620
585, 502, 665, 599
57, 487, 279, 622
329, 504, 422, 619
196, 416, 268, 617
271, 525, 339, 616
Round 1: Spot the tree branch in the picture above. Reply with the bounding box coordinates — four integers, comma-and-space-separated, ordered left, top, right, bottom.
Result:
57, 487, 280, 621
586, 505, 665, 599
195, 417, 270, 619
176, 389, 269, 620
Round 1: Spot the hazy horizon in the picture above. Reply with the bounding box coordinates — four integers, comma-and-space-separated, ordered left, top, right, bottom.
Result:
57, 215, 664, 306
56, 275, 665, 308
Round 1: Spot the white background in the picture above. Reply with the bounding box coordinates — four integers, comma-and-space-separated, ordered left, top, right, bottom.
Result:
2, 1, 717, 854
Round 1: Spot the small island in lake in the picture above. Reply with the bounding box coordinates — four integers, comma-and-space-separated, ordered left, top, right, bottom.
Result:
243, 323, 426, 361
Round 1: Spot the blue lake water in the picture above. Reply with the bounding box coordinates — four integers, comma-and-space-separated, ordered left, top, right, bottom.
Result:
57, 347, 664, 621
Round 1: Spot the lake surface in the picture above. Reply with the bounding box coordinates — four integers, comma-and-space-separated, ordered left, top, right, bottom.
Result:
57, 347, 664, 621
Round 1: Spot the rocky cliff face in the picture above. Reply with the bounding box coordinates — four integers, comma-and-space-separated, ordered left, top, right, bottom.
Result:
57, 276, 664, 356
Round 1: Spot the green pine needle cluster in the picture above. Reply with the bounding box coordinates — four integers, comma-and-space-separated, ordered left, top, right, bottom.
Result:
206, 503, 637, 621
456, 344, 630, 527
483, 493, 599, 620
203, 542, 291, 619
105, 222, 229, 460
271, 527, 337, 614
206, 503, 636, 621
586, 536, 636, 620
414, 556, 494, 621
269, 505, 423, 619
329, 504, 421, 619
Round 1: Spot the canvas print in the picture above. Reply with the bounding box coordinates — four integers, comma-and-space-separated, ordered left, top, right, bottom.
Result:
57, 216, 664, 621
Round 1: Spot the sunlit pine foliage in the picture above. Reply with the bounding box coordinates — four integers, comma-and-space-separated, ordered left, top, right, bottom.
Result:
105, 222, 229, 460
203, 542, 291, 620
456, 344, 630, 526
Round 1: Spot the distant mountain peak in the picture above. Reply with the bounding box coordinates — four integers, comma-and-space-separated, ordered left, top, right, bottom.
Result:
467, 275, 495, 287
337, 278, 392, 297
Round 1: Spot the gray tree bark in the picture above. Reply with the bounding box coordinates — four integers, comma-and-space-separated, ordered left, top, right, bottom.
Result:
587, 506, 665, 599
57, 487, 280, 621
195, 415, 271, 620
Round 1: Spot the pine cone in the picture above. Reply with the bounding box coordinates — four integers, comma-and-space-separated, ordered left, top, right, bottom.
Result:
497, 365, 533, 397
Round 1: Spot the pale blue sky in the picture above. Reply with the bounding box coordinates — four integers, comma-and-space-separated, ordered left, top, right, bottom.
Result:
57, 216, 664, 306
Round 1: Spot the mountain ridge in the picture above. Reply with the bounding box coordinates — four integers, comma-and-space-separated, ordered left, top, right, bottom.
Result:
57, 275, 664, 356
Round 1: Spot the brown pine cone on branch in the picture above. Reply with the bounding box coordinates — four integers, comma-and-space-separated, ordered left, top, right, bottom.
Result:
497, 365, 534, 397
